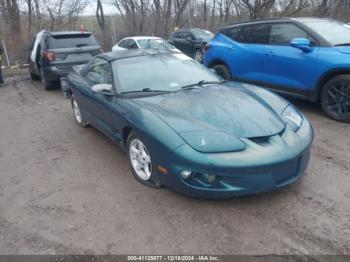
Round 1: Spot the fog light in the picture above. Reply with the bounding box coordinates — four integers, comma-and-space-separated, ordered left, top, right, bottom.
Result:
205, 174, 216, 183
181, 170, 192, 179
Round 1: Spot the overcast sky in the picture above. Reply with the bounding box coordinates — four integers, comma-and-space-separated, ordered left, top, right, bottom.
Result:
83, 1, 117, 16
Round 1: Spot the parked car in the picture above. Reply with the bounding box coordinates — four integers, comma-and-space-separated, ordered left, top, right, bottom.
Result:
67, 49, 313, 199
204, 17, 350, 122
112, 36, 179, 52
29, 31, 102, 94
169, 28, 214, 62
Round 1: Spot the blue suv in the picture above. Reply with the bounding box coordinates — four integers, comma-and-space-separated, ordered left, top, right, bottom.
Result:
204, 18, 350, 122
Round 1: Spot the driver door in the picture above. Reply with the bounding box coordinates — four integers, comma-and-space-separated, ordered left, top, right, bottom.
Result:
262, 23, 320, 92
81, 58, 116, 138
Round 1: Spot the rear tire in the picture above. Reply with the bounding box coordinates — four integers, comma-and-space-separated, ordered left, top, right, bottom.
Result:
30, 72, 40, 81
71, 97, 89, 128
194, 49, 204, 63
40, 68, 54, 90
321, 75, 350, 123
212, 64, 232, 81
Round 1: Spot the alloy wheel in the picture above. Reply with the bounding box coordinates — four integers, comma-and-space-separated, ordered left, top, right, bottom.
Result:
129, 139, 152, 181
324, 81, 350, 119
72, 99, 82, 125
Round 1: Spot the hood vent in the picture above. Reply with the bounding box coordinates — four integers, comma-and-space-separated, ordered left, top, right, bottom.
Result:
247, 136, 271, 146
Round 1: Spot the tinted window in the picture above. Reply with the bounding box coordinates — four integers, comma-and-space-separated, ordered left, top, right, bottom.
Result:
225, 24, 270, 44
191, 29, 214, 42
177, 32, 192, 39
269, 23, 309, 45
172, 32, 180, 38
48, 34, 98, 49
86, 58, 113, 85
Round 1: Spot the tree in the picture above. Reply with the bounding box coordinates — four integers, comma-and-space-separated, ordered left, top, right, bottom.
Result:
96, 0, 109, 48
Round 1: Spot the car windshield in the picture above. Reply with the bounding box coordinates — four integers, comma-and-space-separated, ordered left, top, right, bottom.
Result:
191, 29, 214, 42
112, 53, 220, 94
303, 20, 350, 46
137, 39, 175, 50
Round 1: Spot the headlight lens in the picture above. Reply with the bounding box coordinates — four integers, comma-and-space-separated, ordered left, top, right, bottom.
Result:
282, 105, 303, 131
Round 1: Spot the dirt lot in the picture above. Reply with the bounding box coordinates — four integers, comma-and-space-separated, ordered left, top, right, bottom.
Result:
0, 77, 349, 255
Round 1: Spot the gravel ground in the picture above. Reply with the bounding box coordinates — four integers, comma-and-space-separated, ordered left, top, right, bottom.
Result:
0, 77, 349, 255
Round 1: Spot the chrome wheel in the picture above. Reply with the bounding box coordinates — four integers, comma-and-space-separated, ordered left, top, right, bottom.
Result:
72, 99, 82, 125
194, 50, 203, 63
129, 139, 152, 181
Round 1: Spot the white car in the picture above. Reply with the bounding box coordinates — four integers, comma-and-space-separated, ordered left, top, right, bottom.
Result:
112, 36, 181, 52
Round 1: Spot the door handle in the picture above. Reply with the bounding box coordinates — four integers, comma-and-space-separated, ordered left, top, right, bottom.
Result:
228, 47, 236, 51
265, 51, 275, 56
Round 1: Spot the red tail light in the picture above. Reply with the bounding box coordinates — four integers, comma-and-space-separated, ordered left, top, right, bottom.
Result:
43, 51, 56, 62
203, 44, 211, 53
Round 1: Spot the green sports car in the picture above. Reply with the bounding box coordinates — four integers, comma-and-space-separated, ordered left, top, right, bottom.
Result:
67, 50, 313, 199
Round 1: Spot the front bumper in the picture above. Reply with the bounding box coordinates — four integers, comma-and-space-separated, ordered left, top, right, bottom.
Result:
156, 120, 313, 199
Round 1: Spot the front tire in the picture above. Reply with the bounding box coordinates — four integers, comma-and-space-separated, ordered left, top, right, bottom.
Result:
321, 75, 350, 122
212, 64, 232, 81
71, 98, 88, 128
194, 49, 204, 63
127, 132, 161, 188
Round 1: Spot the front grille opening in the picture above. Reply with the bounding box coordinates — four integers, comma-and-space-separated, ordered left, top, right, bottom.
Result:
247, 136, 271, 146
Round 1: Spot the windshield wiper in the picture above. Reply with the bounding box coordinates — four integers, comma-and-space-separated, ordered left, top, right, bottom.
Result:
181, 80, 227, 90
120, 88, 171, 95
334, 43, 350, 46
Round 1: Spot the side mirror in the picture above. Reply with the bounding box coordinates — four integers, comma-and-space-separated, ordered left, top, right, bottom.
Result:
91, 84, 114, 96
290, 38, 312, 53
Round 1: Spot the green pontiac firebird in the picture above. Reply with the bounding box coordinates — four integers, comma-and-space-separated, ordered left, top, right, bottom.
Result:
67, 49, 313, 199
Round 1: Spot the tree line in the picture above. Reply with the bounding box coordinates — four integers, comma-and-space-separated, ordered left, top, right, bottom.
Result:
0, 0, 350, 63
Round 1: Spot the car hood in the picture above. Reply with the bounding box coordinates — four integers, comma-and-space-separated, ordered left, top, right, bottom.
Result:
132, 84, 286, 140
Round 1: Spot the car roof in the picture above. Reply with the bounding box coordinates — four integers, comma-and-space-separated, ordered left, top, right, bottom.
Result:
47, 31, 92, 36
121, 36, 163, 41
219, 17, 335, 30
175, 28, 206, 32
98, 49, 178, 62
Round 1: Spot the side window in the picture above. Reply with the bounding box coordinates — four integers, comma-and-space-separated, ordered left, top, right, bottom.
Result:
86, 58, 113, 86
128, 40, 138, 49
225, 24, 270, 44
224, 27, 241, 41
269, 23, 311, 45
182, 32, 192, 40
178, 32, 186, 39
172, 32, 180, 39
118, 40, 128, 48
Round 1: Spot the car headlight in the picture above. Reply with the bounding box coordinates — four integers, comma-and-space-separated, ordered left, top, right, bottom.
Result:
282, 105, 303, 131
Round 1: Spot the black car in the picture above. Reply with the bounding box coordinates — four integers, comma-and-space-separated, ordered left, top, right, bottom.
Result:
29, 31, 102, 92
169, 28, 214, 62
